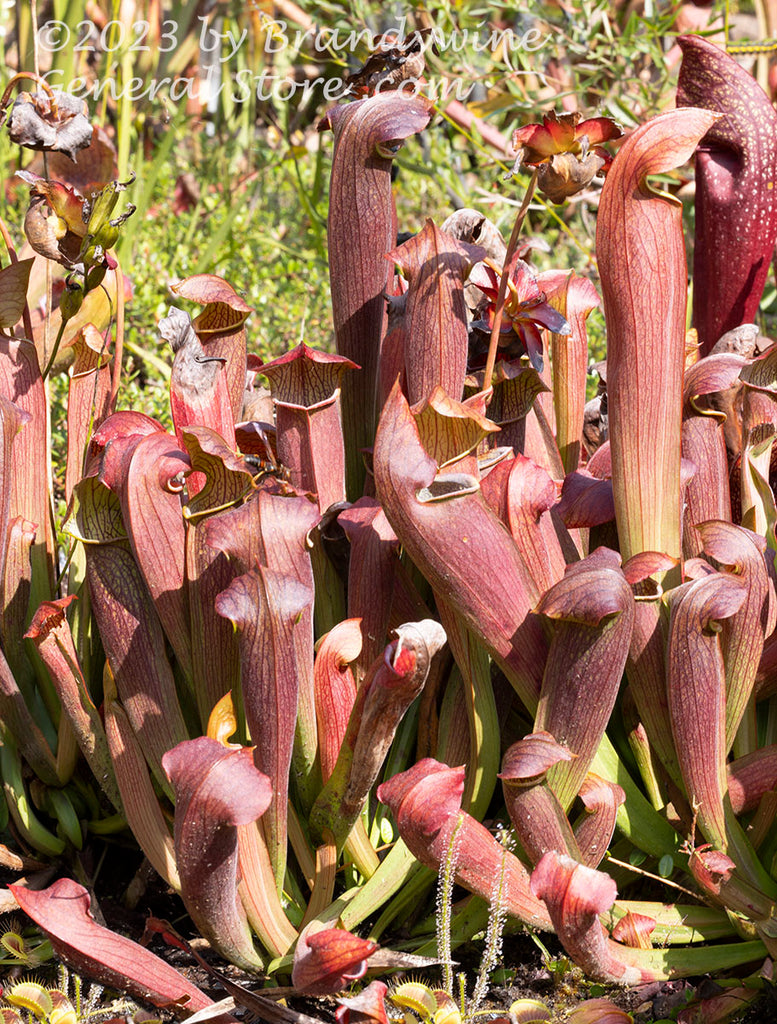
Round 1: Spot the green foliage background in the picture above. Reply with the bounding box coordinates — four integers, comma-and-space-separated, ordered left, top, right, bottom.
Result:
0, 0, 708, 413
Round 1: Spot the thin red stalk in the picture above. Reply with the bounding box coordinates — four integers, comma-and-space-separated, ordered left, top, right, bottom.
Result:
481, 167, 539, 397
441, 99, 511, 153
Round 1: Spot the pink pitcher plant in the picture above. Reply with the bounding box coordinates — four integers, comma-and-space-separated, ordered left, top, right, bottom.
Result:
4, 31, 777, 1010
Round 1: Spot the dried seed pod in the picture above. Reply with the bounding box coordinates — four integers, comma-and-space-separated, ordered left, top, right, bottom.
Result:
24, 195, 83, 265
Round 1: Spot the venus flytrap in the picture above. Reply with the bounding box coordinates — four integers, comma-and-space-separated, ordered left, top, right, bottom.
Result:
0, 972, 134, 1024
0, 916, 52, 969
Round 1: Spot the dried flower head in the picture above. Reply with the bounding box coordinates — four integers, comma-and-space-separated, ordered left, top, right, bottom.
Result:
7, 90, 92, 161
512, 111, 623, 202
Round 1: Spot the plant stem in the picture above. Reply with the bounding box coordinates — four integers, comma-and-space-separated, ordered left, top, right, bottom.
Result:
480, 167, 540, 398
41, 317, 67, 380
110, 254, 125, 411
